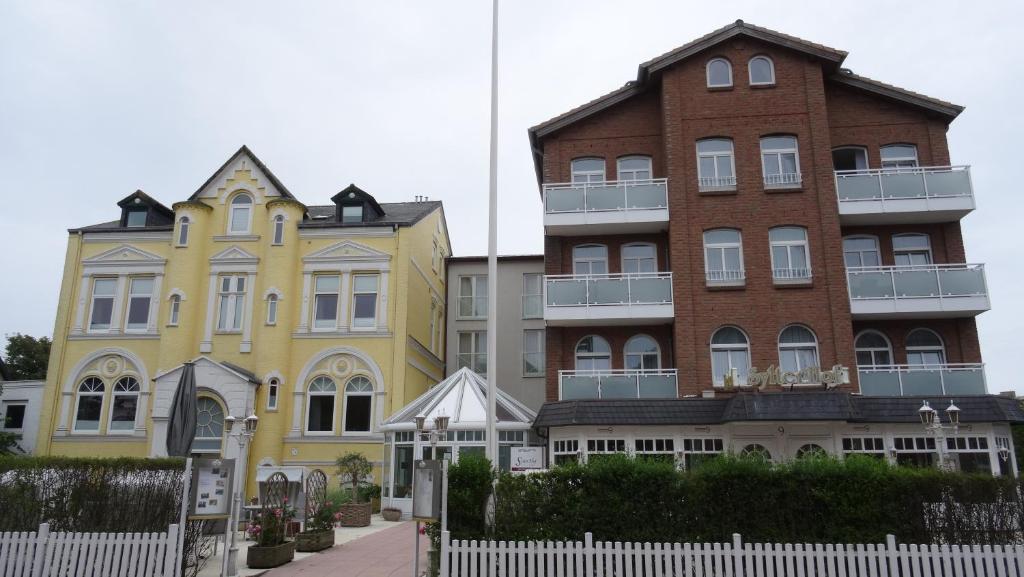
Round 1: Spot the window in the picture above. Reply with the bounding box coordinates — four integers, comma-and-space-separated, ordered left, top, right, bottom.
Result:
893, 234, 932, 266
760, 136, 801, 188
795, 444, 827, 459
696, 139, 736, 191
217, 275, 246, 331
553, 439, 580, 466
881, 145, 918, 170
125, 277, 153, 331
843, 236, 881, 268
832, 147, 869, 171
575, 335, 611, 371
458, 276, 488, 319
906, 328, 946, 367
682, 438, 724, 470
617, 156, 652, 181
571, 158, 605, 184
343, 376, 373, 433
168, 294, 181, 326
769, 227, 811, 281
748, 56, 775, 85
266, 294, 278, 325
313, 275, 340, 329
946, 437, 992, 474
855, 331, 892, 367
587, 438, 627, 462
108, 376, 139, 432
229, 193, 253, 234
193, 396, 225, 454
3, 403, 26, 430
89, 278, 117, 330
711, 326, 750, 387
306, 376, 337, 433
573, 244, 608, 275
432, 240, 439, 272
622, 243, 656, 274
522, 273, 542, 319
126, 210, 147, 228
704, 229, 744, 283
267, 378, 279, 411
272, 215, 285, 245
778, 325, 819, 373
523, 329, 545, 377
893, 436, 936, 468
458, 331, 487, 375
842, 437, 886, 459
624, 335, 659, 371
74, 377, 105, 432
706, 58, 732, 88
635, 438, 675, 464
177, 217, 190, 246
740, 444, 772, 461
351, 275, 379, 328
341, 205, 363, 223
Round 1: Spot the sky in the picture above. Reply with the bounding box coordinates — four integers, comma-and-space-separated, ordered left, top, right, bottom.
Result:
1, 1, 1021, 393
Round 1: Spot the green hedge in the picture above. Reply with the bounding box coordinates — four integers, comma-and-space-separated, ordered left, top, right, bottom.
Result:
442, 454, 1023, 545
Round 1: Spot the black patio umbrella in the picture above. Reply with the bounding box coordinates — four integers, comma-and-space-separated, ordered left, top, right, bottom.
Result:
165, 361, 198, 457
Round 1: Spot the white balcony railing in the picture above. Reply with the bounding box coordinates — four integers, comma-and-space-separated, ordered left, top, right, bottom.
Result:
772, 267, 812, 282
559, 369, 679, 400
706, 269, 746, 284
764, 172, 802, 189
698, 175, 737, 192
847, 264, 987, 302
543, 178, 668, 214
545, 272, 673, 307
835, 165, 973, 203
858, 364, 987, 396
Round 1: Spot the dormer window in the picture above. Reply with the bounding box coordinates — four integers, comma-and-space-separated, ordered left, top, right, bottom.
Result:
125, 210, 147, 228
117, 191, 173, 229
331, 184, 385, 224
342, 205, 364, 223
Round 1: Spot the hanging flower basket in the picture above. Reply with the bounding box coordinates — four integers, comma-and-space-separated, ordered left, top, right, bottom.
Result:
246, 540, 295, 568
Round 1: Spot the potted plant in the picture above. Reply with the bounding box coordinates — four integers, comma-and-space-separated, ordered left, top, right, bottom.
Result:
335, 452, 373, 527
245, 498, 297, 569
295, 500, 338, 552
381, 507, 402, 522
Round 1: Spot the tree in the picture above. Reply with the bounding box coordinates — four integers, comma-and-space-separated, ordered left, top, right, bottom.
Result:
335, 452, 372, 503
3, 333, 51, 381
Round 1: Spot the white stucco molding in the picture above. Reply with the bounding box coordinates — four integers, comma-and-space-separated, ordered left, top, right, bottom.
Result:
290, 346, 387, 435
167, 288, 187, 301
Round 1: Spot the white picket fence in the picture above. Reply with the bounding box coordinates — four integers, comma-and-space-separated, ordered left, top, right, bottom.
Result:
441, 532, 1024, 577
0, 523, 180, 577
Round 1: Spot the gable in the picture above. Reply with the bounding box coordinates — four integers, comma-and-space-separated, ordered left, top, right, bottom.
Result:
83, 244, 167, 265
303, 240, 392, 263
209, 245, 259, 264
190, 145, 294, 203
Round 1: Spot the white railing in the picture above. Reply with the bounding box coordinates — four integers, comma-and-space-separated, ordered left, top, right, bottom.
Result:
773, 267, 812, 281
0, 522, 180, 577
543, 179, 668, 214
545, 272, 673, 307
706, 269, 746, 283
846, 264, 988, 302
835, 165, 973, 202
441, 531, 1024, 577
698, 175, 737, 192
559, 369, 678, 400
858, 364, 987, 396
764, 172, 802, 188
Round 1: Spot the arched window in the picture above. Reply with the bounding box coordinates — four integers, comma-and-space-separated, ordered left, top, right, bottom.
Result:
843, 236, 881, 268
706, 58, 732, 88
575, 336, 611, 371
108, 376, 140, 433
343, 376, 374, 433
193, 396, 225, 455
177, 217, 190, 246
272, 215, 285, 245
881, 144, 918, 169
778, 325, 819, 372
893, 233, 932, 266
696, 139, 736, 190
704, 229, 744, 283
760, 136, 801, 187
796, 444, 827, 459
571, 158, 605, 184
769, 226, 810, 281
306, 376, 337, 434
168, 294, 181, 326
573, 244, 608, 276
228, 193, 253, 234
748, 56, 775, 85
625, 335, 660, 371
855, 331, 893, 367
267, 378, 280, 411
906, 329, 946, 367
621, 243, 656, 274
73, 377, 105, 432
616, 156, 652, 182
266, 294, 279, 325
711, 326, 750, 386
741, 444, 772, 461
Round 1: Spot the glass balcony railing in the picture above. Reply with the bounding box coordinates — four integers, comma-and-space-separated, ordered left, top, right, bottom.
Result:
847, 264, 987, 302
835, 166, 973, 203
858, 364, 987, 396
559, 369, 678, 400
546, 273, 673, 307
543, 179, 668, 214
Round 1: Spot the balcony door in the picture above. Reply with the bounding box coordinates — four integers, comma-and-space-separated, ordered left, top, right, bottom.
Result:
576, 336, 612, 371
573, 245, 608, 276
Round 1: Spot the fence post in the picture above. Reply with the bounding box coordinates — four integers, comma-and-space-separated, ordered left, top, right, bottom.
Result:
32, 523, 50, 577
440, 531, 450, 577
163, 524, 180, 577
585, 532, 594, 576
885, 535, 898, 577
733, 533, 742, 575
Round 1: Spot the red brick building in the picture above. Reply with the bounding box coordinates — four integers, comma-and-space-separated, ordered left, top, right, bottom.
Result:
528, 21, 1021, 473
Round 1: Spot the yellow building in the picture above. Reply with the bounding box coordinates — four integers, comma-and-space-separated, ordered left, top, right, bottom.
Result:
37, 145, 451, 500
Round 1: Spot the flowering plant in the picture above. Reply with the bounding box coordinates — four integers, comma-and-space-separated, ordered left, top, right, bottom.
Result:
248, 497, 297, 547
303, 500, 339, 533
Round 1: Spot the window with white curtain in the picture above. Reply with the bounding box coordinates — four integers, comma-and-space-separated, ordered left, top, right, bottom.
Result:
778, 325, 819, 372
711, 327, 750, 386
522, 273, 542, 319
217, 275, 246, 332
704, 229, 744, 283
696, 139, 736, 191
458, 275, 488, 319
769, 227, 811, 281
760, 136, 801, 187
523, 329, 545, 377
458, 331, 488, 375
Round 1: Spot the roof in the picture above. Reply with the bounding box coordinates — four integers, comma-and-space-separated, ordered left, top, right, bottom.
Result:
301, 201, 441, 229
331, 184, 385, 216
447, 254, 544, 263
189, 145, 295, 201
116, 190, 174, 219
533, 393, 1024, 428
0, 356, 10, 381
830, 70, 964, 119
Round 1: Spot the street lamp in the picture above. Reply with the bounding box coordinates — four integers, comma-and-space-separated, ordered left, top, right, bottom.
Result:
222, 413, 259, 577
415, 413, 451, 451
918, 400, 958, 471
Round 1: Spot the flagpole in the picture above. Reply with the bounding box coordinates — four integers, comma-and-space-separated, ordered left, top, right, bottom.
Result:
485, 0, 499, 464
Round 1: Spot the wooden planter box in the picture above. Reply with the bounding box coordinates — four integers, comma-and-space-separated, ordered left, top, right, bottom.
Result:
338, 502, 372, 527
295, 530, 335, 552
381, 508, 402, 522
246, 540, 295, 569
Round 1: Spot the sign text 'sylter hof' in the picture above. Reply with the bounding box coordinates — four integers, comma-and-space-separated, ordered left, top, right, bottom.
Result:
746, 365, 850, 389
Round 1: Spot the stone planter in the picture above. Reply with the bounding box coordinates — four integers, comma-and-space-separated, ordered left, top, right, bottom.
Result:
381, 508, 402, 522
246, 540, 295, 569
338, 502, 372, 527
295, 529, 335, 552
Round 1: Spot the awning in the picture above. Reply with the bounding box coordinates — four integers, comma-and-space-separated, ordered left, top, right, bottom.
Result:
255, 466, 305, 483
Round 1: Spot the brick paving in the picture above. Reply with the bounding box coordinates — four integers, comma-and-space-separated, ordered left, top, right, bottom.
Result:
264, 521, 429, 577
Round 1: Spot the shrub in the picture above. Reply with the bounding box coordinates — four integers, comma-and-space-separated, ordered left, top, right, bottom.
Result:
335, 453, 372, 503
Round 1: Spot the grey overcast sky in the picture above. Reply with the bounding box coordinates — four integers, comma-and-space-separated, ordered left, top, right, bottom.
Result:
1, 1, 1021, 392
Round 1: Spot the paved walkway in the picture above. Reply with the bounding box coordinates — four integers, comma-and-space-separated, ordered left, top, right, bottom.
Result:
263, 521, 428, 577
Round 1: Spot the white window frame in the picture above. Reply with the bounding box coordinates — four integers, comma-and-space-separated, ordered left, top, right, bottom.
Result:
266, 294, 278, 325
312, 274, 341, 330
906, 328, 946, 367
769, 227, 811, 281
634, 438, 676, 463
703, 229, 744, 284
681, 438, 725, 470
272, 215, 285, 245
696, 139, 737, 191
843, 235, 881, 268
778, 324, 820, 373
854, 330, 893, 368
706, 58, 732, 88
305, 375, 337, 436
523, 329, 545, 377
228, 193, 254, 235
176, 217, 190, 247
621, 242, 657, 274
72, 377, 105, 433
217, 275, 246, 332
892, 233, 932, 267
168, 294, 181, 326
107, 376, 140, 434
342, 375, 374, 434
193, 396, 225, 455
458, 275, 488, 319
124, 276, 154, 332
458, 331, 488, 376
522, 273, 542, 319
881, 144, 919, 170
586, 438, 627, 460
616, 155, 652, 182
552, 439, 581, 465
571, 157, 605, 184
88, 277, 118, 331
351, 274, 379, 330
624, 334, 660, 372
748, 55, 775, 86
710, 326, 750, 387
341, 204, 364, 223
573, 244, 608, 276
760, 136, 802, 188
125, 209, 147, 228
575, 335, 611, 371
266, 378, 280, 411
842, 437, 886, 457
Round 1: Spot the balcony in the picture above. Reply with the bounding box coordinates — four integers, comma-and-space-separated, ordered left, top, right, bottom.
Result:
835, 166, 975, 224
545, 272, 674, 326
543, 179, 668, 235
847, 264, 989, 319
559, 369, 679, 400
858, 364, 987, 396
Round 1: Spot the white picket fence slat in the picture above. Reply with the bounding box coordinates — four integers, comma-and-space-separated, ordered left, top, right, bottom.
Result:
442, 532, 1024, 577
0, 523, 179, 577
